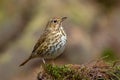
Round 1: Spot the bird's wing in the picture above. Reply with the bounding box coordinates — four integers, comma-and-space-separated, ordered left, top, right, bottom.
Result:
32, 32, 48, 53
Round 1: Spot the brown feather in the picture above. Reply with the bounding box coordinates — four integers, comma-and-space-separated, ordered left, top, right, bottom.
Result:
32, 31, 49, 53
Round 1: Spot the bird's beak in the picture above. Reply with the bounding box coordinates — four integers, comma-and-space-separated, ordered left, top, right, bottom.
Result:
61, 17, 67, 22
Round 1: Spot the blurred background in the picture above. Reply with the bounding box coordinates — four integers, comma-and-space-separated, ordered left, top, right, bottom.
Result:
0, 0, 120, 80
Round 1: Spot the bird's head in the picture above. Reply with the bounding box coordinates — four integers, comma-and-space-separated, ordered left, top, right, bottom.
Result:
45, 17, 67, 31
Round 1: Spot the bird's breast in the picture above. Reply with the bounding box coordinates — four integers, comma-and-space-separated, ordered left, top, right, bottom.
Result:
44, 28, 67, 59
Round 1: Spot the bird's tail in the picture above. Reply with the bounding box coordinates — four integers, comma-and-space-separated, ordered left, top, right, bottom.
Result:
19, 56, 32, 67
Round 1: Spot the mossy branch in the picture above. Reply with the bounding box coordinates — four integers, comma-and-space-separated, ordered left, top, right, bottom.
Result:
37, 60, 120, 80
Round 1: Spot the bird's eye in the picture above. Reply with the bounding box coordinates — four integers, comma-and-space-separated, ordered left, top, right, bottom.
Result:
53, 20, 57, 23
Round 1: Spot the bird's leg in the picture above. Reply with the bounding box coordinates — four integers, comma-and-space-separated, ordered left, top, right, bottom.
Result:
42, 58, 46, 64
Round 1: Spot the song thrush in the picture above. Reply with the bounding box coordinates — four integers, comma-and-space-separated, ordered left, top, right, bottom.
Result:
19, 17, 67, 66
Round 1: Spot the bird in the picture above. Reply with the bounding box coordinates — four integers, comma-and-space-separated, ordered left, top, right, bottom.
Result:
19, 17, 67, 66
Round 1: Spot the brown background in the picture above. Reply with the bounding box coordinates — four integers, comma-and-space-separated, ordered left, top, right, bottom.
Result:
0, 0, 120, 80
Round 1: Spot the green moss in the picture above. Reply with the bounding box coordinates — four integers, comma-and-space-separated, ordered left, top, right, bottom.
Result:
106, 66, 120, 80
45, 64, 82, 80
39, 63, 120, 80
